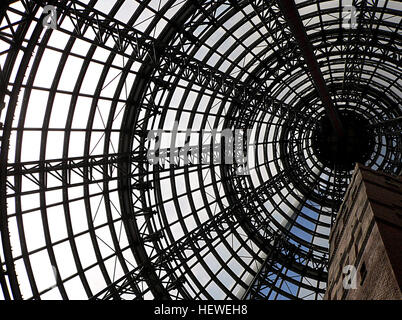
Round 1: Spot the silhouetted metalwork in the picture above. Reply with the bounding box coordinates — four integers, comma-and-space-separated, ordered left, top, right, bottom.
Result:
0, 0, 401, 300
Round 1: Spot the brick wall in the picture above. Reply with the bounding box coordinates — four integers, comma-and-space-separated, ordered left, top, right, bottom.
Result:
324, 164, 402, 300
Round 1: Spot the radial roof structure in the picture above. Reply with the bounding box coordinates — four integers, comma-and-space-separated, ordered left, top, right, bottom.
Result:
0, 0, 401, 300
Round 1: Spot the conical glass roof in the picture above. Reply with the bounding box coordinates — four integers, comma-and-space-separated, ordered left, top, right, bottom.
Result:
0, 0, 401, 300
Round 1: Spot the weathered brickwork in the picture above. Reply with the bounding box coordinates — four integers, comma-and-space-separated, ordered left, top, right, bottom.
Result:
325, 164, 402, 300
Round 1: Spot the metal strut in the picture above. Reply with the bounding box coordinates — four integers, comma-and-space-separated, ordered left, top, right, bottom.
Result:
277, 0, 345, 137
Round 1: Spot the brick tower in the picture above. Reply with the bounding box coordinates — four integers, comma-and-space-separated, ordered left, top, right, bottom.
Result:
325, 164, 402, 300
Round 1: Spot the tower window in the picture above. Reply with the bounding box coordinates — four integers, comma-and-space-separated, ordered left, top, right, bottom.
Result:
360, 262, 368, 285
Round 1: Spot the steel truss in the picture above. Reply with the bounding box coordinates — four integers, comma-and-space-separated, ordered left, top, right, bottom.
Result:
92, 169, 326, 300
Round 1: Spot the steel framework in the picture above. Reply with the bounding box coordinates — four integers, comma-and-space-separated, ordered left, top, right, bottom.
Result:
0, 0, 401, 300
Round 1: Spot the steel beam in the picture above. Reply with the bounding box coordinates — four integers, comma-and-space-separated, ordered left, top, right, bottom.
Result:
277, 0, 345, 137
92, 169, 327, 299
24, 0, 308, 131
368, 116, 402, 135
